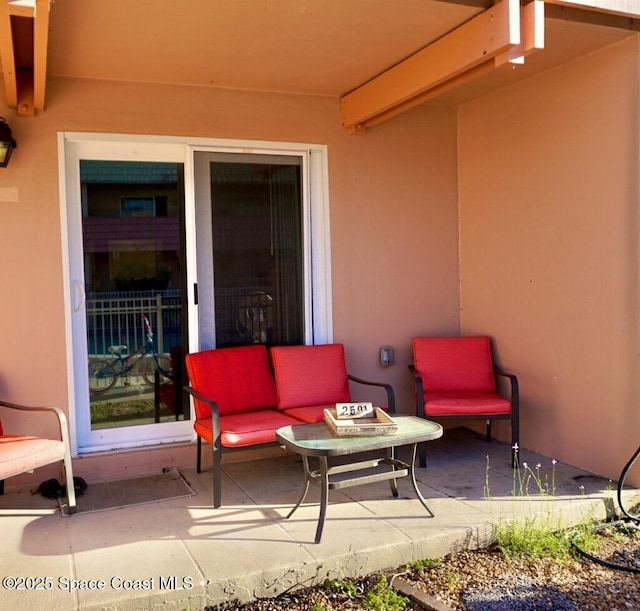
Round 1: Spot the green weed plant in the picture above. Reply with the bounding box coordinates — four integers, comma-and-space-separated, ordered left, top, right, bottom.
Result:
322, 576, 356, 600
320, 574, 410, 611
490, 444, 601, 561
362, 576, 410, 611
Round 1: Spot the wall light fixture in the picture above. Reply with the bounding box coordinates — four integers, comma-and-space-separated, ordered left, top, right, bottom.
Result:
0, 118, 17, 167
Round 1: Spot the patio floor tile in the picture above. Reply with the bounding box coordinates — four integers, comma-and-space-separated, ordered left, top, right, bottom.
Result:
0, 428, 637, 610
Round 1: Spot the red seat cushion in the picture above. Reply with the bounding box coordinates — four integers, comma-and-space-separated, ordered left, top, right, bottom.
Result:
412, 336, 496, 393
194, 410, 300, 448
186, 345, 278, 420
270, 344, 351, 410
0, 435, 65, 479
281, 405, 332, 424
423, 392, 511, 417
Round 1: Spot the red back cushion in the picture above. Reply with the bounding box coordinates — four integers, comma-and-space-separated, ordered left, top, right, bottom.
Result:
185, 345, 278, 420
270, 344, 351, 410
412, 336, 496, 392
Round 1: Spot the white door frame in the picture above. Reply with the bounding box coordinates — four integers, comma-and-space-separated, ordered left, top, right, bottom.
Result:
59, 132, 332, 455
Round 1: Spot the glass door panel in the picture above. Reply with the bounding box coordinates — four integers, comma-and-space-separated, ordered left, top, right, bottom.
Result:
209, 158, 304, 347
80, 160, 188, 430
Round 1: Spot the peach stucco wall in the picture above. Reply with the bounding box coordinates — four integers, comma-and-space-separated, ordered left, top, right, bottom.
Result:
0, 77, 459, 482
458, 37, 640, 486
3, 34, 638, 489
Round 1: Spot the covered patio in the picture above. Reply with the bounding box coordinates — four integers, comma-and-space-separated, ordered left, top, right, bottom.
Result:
1, 1, 640, 607
0, 0, 637, 484
1, 429, 637, 610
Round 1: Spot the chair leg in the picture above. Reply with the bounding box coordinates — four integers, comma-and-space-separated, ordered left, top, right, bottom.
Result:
0, 479, 4, 495
62, 459, 77, 515
196, 437, 202, 473
212, 442, 222, 508
485, 418, 492, 442
418, 440, 427, 468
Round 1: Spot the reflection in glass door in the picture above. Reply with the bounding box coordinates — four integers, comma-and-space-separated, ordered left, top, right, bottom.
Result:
210, 158, 304, 347
81, 161, 188, 430
195, 153, 305, 350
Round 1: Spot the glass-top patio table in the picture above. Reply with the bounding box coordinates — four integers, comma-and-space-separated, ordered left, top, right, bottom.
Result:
276, 415, 443, 543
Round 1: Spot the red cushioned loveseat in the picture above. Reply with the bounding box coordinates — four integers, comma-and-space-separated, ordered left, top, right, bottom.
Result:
185, 343, 395, 507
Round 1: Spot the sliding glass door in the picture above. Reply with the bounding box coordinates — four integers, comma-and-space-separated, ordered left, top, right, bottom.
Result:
81, 160, 188, 431
194, 153, 305, 350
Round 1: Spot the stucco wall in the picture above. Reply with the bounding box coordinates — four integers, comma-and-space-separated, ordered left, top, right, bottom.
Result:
0, 77, 459, 481
458, 37, 640, 485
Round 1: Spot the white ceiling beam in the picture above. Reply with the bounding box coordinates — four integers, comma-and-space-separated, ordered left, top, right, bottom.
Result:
341, 0, 521, 132
544, 0, 640, 18
495, 0, 545, 66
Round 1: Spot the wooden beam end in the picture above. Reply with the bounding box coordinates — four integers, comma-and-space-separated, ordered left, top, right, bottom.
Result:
344, 123, 367, 135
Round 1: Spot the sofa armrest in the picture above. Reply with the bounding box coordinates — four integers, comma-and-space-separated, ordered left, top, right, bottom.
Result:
0, 400, 71, 446
347, 374, 396, 414
407, 365, 425, 418
183, 386, 220, 415
183, 386, 222, 440
0, 399, 77, 513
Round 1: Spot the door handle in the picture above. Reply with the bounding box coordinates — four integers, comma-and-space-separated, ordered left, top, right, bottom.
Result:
73, 280, 86, 312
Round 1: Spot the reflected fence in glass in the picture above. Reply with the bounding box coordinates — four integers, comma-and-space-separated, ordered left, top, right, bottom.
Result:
86, 290, 184, 429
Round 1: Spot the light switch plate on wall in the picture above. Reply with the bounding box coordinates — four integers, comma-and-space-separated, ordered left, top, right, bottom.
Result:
379, 345, 394, 367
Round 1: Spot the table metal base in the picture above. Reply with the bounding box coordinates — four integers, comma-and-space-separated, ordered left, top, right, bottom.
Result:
285, 444, 434, 543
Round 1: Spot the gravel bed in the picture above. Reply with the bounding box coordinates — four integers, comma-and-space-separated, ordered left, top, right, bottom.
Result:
404, 535, 640, 610
205, 520, 640, 610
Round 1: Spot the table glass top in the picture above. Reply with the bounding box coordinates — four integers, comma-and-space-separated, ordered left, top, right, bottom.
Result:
275, 415, 443, 457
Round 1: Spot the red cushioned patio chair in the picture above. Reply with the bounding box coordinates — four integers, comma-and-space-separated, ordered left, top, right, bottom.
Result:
0, 399, 77, 514
409, 336, 519, 468
184, 344, 301, 508
269, 343, 395, 422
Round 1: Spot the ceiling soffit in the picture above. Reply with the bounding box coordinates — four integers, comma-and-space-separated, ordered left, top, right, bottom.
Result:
0, 0, 638, 126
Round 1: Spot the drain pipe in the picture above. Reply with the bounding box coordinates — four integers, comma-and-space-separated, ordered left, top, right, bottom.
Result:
571, 444, 640, 573
617, 445, 640, 524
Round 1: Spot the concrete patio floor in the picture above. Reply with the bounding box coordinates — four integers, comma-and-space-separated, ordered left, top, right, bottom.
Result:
1, 427, 638, 611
